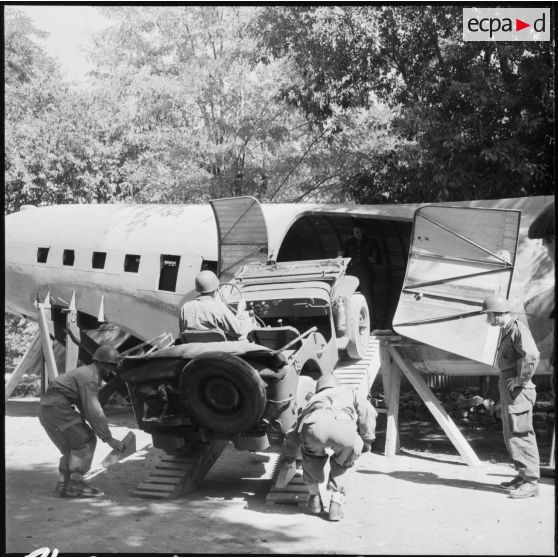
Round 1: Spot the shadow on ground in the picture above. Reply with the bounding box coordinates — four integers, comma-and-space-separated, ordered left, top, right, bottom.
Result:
374, 414, 553, 465
5, 459, 302, 555
358, 468, 507, 494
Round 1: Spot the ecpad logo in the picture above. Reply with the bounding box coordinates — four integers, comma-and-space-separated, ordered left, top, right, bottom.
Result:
463, 8, 550, 42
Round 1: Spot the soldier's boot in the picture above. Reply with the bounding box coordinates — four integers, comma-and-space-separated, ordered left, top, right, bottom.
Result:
65, 473, 103, 498
328, 490, 345, 522
499, 476, 524, 490
53, 473, 70, 498
509, 482, 539, 499
306, 484, 323, 514
308, 494, 323, 514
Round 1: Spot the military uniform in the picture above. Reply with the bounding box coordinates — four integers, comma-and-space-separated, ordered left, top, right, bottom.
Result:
286, 385, 377, 495
39, 364, 114, 478
179, 295, 245, 340
496, 319, 540, 484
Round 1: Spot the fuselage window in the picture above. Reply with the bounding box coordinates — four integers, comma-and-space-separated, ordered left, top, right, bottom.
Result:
63, 249, 75, 266
159, 255, 181, 292
37, 247, 50, 263
200, 260, 218, 273
92, 251, 107, 269
124, 254, 141, 273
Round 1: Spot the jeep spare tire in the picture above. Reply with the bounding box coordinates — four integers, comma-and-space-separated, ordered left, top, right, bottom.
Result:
346, 293, 371, 359
179, 352, 267, 433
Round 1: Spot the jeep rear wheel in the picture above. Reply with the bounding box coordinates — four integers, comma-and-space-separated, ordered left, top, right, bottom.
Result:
346, 293, 370, 359
178, 352, 267, 433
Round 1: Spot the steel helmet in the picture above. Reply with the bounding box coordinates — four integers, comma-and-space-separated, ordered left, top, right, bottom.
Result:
93, 345, 121, 365
195, 270, 219, 293
481, 295, 510, 314
316, 375, 340, 393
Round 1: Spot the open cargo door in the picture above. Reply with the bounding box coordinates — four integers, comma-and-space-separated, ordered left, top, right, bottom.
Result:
210, 196, 269, 282
393, 206, 521, 365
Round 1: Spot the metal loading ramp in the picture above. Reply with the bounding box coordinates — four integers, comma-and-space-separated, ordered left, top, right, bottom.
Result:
266, 337, 381, 507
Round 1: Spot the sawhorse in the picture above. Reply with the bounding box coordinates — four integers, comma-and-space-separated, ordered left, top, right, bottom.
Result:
378, 332, 481, 467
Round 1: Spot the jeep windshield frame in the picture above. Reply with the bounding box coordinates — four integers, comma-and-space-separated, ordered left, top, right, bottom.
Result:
233, 258, 350, 286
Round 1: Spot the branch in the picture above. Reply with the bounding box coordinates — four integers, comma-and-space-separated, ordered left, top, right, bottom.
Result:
289, 173, 340, 202
268, 121, 336, 201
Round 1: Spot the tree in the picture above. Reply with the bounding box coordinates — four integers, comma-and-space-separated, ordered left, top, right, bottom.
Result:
87, 6, 318, 202
255, 6, 555, 203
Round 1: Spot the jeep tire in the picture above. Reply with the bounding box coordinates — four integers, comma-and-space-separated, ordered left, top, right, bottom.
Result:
178, 352, 267, 433
346, 293, 371, 359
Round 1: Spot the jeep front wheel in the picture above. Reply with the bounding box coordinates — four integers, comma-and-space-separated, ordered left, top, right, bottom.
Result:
346, 293, 370, 359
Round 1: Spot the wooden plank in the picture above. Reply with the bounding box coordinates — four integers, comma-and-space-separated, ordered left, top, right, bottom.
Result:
549, 427, 555, 468
149, 469, 189, 478
189, 440, 228, 485
134, 490, 172, 499
389, 346, 481, 467
5, 333, 42, 400
282, 476, 305, 485
269, 484, 308, 494
144, 475, 182, 485
266, 492, 307, 504
136, 440, 228, 499
37, 302, 58, 384
381, 344, 400, 456
64, 292, 80, 373
275, 460, 297, 489
137, 482, 178, 492
160, 458, 199, 467
154, 463, 193, 472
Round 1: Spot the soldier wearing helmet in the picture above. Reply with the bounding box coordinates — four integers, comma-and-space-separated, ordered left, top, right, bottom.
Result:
284, 375, 377, 521
481, 294, 541, 499
38, 345, 125, 498
179, 270, 253, 340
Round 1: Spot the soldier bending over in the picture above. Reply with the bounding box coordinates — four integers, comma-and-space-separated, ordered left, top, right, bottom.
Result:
285, 376, 377, 521
38, 345, 125, 498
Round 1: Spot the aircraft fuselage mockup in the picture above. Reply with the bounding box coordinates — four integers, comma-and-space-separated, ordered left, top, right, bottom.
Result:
5, 195, 555, 375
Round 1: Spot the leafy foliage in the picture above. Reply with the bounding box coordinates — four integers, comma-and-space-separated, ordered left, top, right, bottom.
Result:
255, 6, 555, 203
5, 315, 38, 374
4, 6, 554, 212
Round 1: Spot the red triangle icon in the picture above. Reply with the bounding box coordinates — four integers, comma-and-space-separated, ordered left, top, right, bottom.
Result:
516, 19, 530, 31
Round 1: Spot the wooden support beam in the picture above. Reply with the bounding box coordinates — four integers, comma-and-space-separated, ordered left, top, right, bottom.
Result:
380, 343, 401, 457
37, 300, 59, 387
275, 460, 297, 489
63, 292, 80, 373
388, 346, 481, 467
5, 334, 43, 401
549, 427, 555, 469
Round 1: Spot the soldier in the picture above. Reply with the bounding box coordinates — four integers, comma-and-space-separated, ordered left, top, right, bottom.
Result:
38, 345, 125, 498
482, 295, 541, 498
284, 376, 377, 521
179, 270, 254, 340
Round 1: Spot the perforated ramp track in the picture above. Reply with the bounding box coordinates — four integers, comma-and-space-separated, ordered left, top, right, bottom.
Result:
134, 440, 227, 499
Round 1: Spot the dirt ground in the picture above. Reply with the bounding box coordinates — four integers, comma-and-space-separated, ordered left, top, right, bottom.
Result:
4, 397, 556, 556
